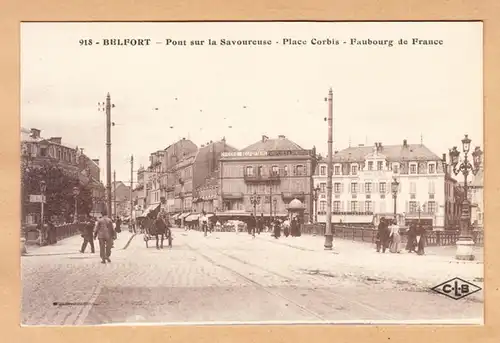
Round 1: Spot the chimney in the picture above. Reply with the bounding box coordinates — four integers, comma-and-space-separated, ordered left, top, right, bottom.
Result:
30, 128, 41, 138
378, 142, 383, 151
262, 135, 269, 142
278, 135, 285, 139
49, 137, 62, 144
403, 139, 408, 148
221, 136, 226, 142
92, 159, 100, 165
442, 153, 446, 162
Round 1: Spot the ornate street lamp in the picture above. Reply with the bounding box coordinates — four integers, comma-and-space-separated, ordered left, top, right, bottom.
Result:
449, 134, 482, 260
391, 178, 400, 222
313, 186, 321, 223
73, 186, 80, 223
250, 191, 261, 217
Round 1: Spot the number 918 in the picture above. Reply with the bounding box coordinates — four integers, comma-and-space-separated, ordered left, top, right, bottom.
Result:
79, 39, 93, 46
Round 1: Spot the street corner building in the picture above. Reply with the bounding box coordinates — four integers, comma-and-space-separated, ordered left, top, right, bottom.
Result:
313, 139, 471, 228
218, 135, 317, 222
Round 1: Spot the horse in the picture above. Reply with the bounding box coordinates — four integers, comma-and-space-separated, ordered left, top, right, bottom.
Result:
151, 216, 172, 249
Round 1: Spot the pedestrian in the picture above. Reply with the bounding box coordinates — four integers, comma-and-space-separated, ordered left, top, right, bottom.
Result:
200, 211, 209, 237
115, 217, 122, 233
248, 213, 257, 238
405, 223, 417, 253
257, 213, 264, 235
377, 217, 390, 253
93, 210, 114, 264
416, 224, 426, 255
290, 215, 300, 237
80, 218, 95, 253
389, 219, 402, 253
273, 217, 281, 239
46, 219, 57, 245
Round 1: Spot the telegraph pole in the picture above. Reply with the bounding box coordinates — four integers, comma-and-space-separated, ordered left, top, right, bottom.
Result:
130, 155, 134, 223
106, 93, 112, 217
324, 88, 334, 250
113, 170, 116, 218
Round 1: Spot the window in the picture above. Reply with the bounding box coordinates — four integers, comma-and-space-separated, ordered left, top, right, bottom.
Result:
365, 201, 373, 212
320, 183, 326, 193
333, 201, 341, 212
365, 182, 372, 193
410, 164, 417, 174
350, 201, 359, 212
284, 165, 288, 176
410, 182, 417, 194
428, 164, 435, 174
351, 164, 358, 175
393, 164, 399, 173
428, 201, 436, 214
245, 166, 254, 176
351, 182, 358, 193
334, 182, 341, 193
320, 201, 326, 212
428, 181, 435, 194
271, 165, 279, 175
334, 166, 341, 175
409, 201, 418, 213
377, 161, 383, 171
368, 161, 373, 171
295, 165, 305, 175
258, 166, 263, 176
379, 182, 386, 193
320, 166, 326, 175
40, 147, 47, 157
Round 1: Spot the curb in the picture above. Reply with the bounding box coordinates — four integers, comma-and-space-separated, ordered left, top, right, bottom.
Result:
123, 233, 137, 250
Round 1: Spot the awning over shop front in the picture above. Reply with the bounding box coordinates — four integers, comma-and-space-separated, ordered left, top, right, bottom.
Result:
143, 204, 160, 217
206, 213, 214, 218
171, 213, 180, 220
185, 214, 200, 222
179, 212, 191, 219
215, 211, 251, 217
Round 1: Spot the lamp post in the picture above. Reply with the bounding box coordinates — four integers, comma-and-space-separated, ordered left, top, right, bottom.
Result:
273, 198, 277, 219
73, 186, 80, 223
449, 134, 482, 260
39, 180, 47, 246
250, 191, 260, 217
391, 178, 400, 223
313, 186, 321, 224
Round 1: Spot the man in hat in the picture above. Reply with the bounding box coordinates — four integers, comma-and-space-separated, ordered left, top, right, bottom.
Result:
93, 209, 114, 264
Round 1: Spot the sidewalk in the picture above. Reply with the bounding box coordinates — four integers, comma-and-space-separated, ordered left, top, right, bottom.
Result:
24, 227, 135, 257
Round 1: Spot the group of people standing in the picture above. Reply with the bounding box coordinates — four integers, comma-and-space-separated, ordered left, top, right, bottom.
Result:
376, 217, 425, 255
79, 210, 122, 264
246, 213, 302, 239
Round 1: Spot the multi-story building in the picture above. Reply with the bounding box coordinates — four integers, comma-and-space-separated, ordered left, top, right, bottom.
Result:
313, 140, 457, 227
21, 127, 104, 222
112, 181, 131, 218
469, 165, 484, 228
219, 135, 317, 222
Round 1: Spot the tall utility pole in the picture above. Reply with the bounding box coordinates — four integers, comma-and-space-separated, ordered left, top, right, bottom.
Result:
324, 88, 334, 250
130, 155, 134, 222
106, 93, 112, 217
113, 170, 116, 218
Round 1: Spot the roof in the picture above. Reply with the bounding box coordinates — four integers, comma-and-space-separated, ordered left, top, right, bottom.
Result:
330, 144, 442, 163
242, 136, 303, 152
288, 198, 304, 209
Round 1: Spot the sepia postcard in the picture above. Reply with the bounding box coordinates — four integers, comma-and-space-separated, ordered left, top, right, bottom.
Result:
20, 21, 484, 326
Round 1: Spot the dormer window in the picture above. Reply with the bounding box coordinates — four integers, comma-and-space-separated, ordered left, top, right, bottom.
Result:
320, 165, 326, 175
410, 163, 417, 174
367, 161, 373, 171
334, 165, 341, 175
351, 164, 358, 175
377, 161, 383, 171
428, 163, 436, 174
393, 164, 399, 173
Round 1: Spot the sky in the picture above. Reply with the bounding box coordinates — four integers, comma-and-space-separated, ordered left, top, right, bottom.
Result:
20, 22, 483, 184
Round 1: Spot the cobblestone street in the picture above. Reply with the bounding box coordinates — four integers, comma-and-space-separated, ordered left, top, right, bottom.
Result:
21, 228, 483, 325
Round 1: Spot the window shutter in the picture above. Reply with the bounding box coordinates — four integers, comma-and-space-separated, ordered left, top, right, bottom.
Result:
435, 201, 438, 214
360, 182, 365, 193
341, 183, 344, 193
405, 201, 409, 212
348, 183, 351, 193
372, 201, 377, 213
341, 201, 345, 212
374, 182, 379, 193
386, 184, 390, 194
360, 201, 365, 212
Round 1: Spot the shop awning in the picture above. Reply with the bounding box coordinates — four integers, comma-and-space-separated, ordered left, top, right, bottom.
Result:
185, 214, 200, 222
215, 211, 251, 217
331, 214, 374, 224
179, 212, 191, 219
206, 213, 214, 218
142, 204, 160, 217
171, 213, 180, 220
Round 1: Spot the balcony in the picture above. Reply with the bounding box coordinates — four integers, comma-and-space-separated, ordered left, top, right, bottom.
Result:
243, 173, 281, 183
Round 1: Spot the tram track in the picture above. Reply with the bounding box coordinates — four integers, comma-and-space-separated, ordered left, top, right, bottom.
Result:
185, 238, 396, 322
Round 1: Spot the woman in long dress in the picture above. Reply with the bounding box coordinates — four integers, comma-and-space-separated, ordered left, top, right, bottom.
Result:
389, 220, 402, 253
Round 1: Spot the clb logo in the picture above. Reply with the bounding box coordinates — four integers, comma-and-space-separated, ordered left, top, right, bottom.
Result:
431, 277, 482, 300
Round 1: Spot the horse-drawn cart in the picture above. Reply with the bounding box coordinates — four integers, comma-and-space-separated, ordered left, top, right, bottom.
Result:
142, 217, 173, 249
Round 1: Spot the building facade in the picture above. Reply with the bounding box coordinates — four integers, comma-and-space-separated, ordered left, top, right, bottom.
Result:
313, 140, 456, 228
219, 135, 317, 222
21, 127, 104, 222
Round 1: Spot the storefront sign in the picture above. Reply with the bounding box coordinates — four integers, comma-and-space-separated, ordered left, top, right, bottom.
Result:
268, 150, 313, 156
222, 150, 313, 158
